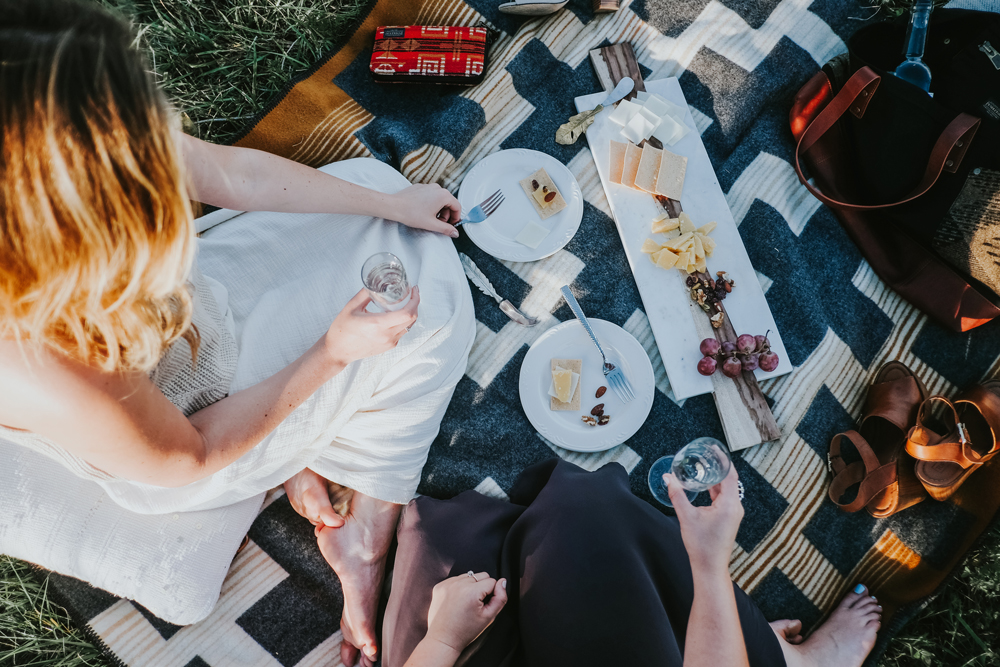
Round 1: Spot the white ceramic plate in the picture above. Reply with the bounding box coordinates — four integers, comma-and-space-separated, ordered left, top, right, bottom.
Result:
459, 148, 584, 262
518, 319, 655, 453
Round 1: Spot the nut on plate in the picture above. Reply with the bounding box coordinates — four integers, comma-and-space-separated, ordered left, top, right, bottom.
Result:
598, 414, 610, 426
581, 415, 598, 426
596, 386, 607, 398
590, 403, 605, 416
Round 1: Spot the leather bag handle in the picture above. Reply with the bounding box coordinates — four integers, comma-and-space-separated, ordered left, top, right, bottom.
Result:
794, 66, 982, 211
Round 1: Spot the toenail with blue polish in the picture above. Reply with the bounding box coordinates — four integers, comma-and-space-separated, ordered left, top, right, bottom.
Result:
871, 595, 877, 600
854, 584, 866, 594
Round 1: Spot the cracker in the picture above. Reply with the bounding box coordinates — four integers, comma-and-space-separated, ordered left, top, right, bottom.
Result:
654, 150, 687, 201
550, 358, 582, 411
634, 144, 663, 192
608, 140, 627, 184
621, 143, 643, 188
519, 168, 568, 220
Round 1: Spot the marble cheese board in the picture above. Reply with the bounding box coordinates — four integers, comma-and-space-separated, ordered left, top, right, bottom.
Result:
575, 77, 791, 401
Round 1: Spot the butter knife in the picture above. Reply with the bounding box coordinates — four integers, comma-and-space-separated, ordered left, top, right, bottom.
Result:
459, 253, 539, 327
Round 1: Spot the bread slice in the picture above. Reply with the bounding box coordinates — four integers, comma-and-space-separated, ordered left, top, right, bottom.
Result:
654, 150, 687, 201
519, 168, 568, 220
634, 144, 663, 192
608, 140, 627, 184
621, 142, 642, 188
550, 358, 582, 411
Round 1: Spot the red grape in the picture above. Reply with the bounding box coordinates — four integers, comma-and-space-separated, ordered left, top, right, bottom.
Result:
700, 338, 721, 357
754, 334, 770, 352
742, 353, 759, 372
736, 334, 755, 353
721, 357, 743, 378
721, 341, 737, 355
759, 351, 779, 372
697, 357, 717, 376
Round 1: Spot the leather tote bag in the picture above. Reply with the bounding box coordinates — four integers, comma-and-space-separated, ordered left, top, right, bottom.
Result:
791, 9, 1000, 332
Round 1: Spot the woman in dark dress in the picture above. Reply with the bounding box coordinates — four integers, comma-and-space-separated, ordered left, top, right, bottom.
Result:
377, 459, 881, 667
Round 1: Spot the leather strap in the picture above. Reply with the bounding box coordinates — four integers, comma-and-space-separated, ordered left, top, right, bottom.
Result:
828, 431, 898, 512
862, 375, 923, 433
904, 395, 997, 468
794, 66, 982, 211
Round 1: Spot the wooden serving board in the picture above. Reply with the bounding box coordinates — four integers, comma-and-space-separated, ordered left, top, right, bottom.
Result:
578, 43, 784, 449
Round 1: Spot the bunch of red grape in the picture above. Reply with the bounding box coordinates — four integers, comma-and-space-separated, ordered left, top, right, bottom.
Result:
697, 332, 779, 378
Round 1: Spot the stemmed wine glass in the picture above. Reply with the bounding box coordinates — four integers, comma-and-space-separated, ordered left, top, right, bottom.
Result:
648, 437, 731, 507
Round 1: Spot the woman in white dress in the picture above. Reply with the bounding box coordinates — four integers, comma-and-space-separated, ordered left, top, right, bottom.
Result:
0, 2, 473, 665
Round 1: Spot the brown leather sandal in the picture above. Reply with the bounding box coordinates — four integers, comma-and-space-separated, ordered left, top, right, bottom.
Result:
828, 361, 928, 517
904, 380, 1000, 501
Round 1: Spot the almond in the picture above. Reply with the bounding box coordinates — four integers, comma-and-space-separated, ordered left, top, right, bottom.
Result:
544, 191, 556, 203
596, 386, 607, 398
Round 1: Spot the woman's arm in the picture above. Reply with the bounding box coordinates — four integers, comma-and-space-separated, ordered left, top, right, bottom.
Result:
0, 288, 418, 488
403, 573, 508, 667
666, 466, 750, 667
177, 133, 461, 237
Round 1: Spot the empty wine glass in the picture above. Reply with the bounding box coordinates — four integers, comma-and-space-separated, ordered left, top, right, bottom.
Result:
361, 252, 410, 311
648, 437, 731, 507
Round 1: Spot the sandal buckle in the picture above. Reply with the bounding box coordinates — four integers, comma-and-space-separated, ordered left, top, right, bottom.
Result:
826, 452, 834, 473
957, 422, 970, 446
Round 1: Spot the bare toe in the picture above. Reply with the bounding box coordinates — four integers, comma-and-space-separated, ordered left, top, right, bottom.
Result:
788, 588, 879, 667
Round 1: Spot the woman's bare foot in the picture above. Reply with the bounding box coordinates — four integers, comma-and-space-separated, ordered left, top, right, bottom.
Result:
316, 491, 401, 667
772, 585, 881, 667
283, 467, 345, 530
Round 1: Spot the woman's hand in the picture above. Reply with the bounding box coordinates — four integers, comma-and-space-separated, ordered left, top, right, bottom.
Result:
390, 184, 462, 238
666, 464, 743, 577
324, 287, 420, 368
424, 573, 508, 653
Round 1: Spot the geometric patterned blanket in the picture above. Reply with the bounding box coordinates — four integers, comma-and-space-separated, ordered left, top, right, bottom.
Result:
46, 0, 1000, 665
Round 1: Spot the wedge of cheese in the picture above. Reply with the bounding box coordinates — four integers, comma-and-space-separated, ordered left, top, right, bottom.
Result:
621, 142, 643, 189
608, 99, 641, 126
651, 216, 679, 234
640, 238, 662, 254
678, 212, 695, 234
654, 150, 687, 201
608, 140, 628, 184
656, 249, 679, 269
634, 144, 662, 193
697, 221, 717, 235
664, 231, 694, 251
550, 358, 582, 410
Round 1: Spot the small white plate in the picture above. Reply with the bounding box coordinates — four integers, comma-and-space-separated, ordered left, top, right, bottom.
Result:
459, 148, 584, 262
518, 319, 655, 453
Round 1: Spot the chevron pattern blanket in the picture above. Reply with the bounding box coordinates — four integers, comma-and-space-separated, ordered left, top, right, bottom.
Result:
46, 1, 1000, 666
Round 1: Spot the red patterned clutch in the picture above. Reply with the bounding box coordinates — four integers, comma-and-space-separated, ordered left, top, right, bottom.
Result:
370, 25, 490, 86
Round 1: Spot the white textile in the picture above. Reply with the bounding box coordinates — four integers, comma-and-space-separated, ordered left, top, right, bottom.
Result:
0, 158, 474, 621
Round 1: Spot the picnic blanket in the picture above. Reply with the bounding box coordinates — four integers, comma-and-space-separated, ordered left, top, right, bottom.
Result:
44, 0, 1000, 665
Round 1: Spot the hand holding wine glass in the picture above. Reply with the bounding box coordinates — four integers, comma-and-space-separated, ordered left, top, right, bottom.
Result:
666, 464, 744, 576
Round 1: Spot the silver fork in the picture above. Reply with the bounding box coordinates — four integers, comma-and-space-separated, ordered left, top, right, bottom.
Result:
560, 286, 635, 402
455, 189, 504, 227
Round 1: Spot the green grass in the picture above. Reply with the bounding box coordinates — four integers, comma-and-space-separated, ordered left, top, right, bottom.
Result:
2, 0, 1000, 665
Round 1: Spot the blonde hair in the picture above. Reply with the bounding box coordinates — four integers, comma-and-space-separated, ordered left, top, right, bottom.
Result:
0, 0, 198, 373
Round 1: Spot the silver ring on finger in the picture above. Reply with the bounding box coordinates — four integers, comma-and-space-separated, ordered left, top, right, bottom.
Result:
737, 480, 745, 502
467, 570, 479, 581
405, 325, 411, 332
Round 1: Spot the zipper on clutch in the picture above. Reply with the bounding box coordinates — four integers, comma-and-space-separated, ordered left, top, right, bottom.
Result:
981, 41, 1000, 70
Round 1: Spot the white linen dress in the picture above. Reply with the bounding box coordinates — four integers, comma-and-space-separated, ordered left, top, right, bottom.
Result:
1, 158, 475, 513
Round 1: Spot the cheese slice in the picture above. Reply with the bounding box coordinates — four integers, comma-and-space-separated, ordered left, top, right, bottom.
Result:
651, 211, 668, 223
641, 238, 662, 254
654, 150, 687, 201
621, 142, 643, 188
693, 234, 705, 260
697, 221, 717, 235
651, 217, 679, 234
641, 95, 671, 119
608, 99, 641, 126
636, 91, 651, 102
550, 358, 582, 410
656, 249, 679, 269
678, 212, 695, 234
675, 250, 692, 267
637, 106, 662, 135
702, 235, 717, 254
515, 221, 550, 249
651, 114, 684, 146
664, 231, 694, 250
634, 144, 662, 192
608, 140, 628, 184
622, 113, 653, 144
549, 366, 578, 403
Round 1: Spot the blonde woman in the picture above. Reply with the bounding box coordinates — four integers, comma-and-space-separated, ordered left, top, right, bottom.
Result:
0, 1, 473, 665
